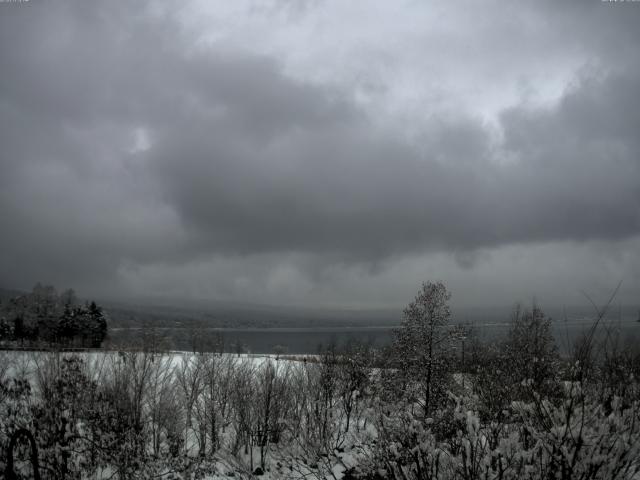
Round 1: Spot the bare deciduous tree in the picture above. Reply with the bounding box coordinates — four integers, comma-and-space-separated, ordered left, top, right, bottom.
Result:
392, 281, 459, 420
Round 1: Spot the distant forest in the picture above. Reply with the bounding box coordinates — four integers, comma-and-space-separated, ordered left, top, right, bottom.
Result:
0, 283, 107, 348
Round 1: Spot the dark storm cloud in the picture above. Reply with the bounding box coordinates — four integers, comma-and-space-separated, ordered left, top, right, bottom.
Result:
148, 68, 640, 257
0, 0, 639, 297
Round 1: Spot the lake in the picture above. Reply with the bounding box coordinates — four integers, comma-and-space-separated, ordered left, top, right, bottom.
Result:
108, 318, 640, 354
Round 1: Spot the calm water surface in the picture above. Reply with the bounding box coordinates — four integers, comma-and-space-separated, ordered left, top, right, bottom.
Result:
109, 320, 640, 354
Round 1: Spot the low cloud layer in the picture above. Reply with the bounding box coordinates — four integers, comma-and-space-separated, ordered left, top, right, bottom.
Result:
1, 0, 639, 307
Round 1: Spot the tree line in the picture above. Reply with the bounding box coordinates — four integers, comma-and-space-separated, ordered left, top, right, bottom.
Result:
0, 283, 107, 348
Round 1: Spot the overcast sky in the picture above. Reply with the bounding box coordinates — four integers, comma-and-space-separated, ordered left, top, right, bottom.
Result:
1, 0, 639, 309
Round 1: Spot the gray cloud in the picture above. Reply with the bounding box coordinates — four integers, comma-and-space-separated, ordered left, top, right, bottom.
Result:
1, 0, 639, 306
148, 68, 640, 256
